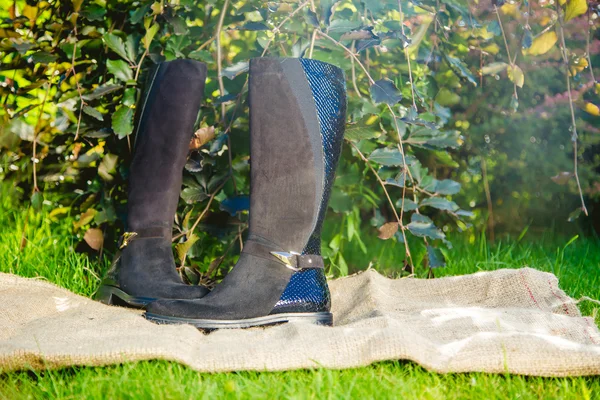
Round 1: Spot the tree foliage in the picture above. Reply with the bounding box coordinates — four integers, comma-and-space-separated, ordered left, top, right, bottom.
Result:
0, 0, 598, 279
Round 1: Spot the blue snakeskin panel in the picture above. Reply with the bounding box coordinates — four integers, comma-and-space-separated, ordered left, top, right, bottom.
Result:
271, 58, 346, 315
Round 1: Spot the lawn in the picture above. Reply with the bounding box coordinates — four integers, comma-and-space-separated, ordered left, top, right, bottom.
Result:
1, 192, 599, 399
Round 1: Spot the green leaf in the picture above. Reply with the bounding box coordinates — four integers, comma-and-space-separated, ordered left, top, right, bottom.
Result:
143, 23, 160, 49
328, 19, 362, 33
166, 15, 188, 35
481, 62, 508, 75
445, 55, 478, 86
83, 84, 122, 100
369, 148, 415, 166
112, 106, 134, 139
98, 154, 118, 181
435, 88, 461, 107
551, 171, 573, 185
370, 79, 403, 105
188, 49, 213, 63
407, 214, 447, 241
427, 245, 446, 268
30, 51, 58, 64
433, 179, 461, 195
419, 197, 460, 211
176, 234, 199, 264
237, 21, 269, 31
106, 59, 133, 82
507, 65, 525, 88
329, 190, 353, 213
181, 187, 208, 204
83, 105, 104, 121
81, 4, 106, 21
345, 119, 380, 141
407, 127, 462, 149
567, 207, 582, 222
31, 191, 43, 211
103, 33, 133, 63
395, 197, 419, 211
565, 0, 587, 22
304, 9, 320, 27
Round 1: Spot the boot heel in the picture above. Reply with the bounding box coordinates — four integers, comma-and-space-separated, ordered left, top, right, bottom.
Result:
95, 285, 155, 309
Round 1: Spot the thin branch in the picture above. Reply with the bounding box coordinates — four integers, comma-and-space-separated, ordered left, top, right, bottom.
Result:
32, 80, 52, 193
397, 0, 417, 109
586, 9, 596, 83
350, 41, 362, 97
494, 5, 519, 102
308, 0, 317, 58
261, 1, 311, 57
349, 141, 413, 264
216, 0, 230, 122
179, 180, 227, 266
556, 2, 588, 216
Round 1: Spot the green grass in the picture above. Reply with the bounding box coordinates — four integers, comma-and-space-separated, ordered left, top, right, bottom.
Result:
1, 189, 599, 399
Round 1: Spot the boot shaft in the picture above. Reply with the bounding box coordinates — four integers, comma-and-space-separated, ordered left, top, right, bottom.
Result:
247, 58, 346, 254
127, 59, 207, 232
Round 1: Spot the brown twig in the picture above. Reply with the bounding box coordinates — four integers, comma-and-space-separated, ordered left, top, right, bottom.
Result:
481, 157, 495, 243
556, 2, 588, 216
349, 141, 413, 264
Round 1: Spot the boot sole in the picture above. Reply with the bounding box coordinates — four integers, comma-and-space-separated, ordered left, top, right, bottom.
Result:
95, 285, 156, 309
144, 311, 333, 329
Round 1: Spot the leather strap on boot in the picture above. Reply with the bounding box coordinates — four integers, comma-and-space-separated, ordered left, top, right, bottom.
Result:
242, 240, 324, 272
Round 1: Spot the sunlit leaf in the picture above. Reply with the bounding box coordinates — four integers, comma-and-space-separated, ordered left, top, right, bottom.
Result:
103, 33, 133, 63
106, 59, 133, 82
526, 31, 558, 56
565, 0, 587, 21
481, 62, 508, 75
507, 65, 524, 88
582, 102, 600, 116
84, 228, 104, 251
112, 106, 134, 139
551, 171, 573, 185
98, 154, 118, 181
176, 234, 199, 264
143, 23, 160, 49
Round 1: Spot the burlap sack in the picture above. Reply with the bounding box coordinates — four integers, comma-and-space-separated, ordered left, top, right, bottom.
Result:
1, 267, 599, 376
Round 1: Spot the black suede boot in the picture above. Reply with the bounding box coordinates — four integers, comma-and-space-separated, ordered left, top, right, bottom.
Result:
145, 57, 346, 328
95, 59, 210, 308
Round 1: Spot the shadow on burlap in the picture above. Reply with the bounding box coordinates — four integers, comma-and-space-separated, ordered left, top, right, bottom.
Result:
1, 267, 599, 376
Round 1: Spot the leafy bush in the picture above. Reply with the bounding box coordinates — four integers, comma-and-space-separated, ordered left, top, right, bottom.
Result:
0, 0, 598, 280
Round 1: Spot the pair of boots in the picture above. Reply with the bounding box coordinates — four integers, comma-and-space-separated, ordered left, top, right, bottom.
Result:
96, 57, 347, 329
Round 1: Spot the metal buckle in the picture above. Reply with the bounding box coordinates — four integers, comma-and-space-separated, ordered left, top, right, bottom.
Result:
270, 251, 302, 272
118, 232, 138, 249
